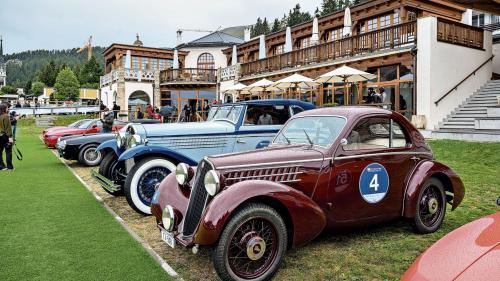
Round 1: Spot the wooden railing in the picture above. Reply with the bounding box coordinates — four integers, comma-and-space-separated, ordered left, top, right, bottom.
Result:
160, 68, 217, 84
241, 21, 417, 77
434, 55, 494, 106
437, 18, 484, 49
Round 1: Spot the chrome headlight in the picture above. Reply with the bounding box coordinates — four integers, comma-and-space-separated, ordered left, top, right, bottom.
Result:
128, 134, 141, 148
58, 140, 66, 149
204, 170, 220, 196
175, 163, 193, 185
162, 205, 175, 231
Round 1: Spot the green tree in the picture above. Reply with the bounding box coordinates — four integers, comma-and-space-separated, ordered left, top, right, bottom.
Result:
38, 60, 58, 87
271, 18, 283, 33
54, 67, 80, 101
287, 4, 312, 27
262, 18, 271, 35
0, 85, 18, 95
320, 0, 338, 16
31, 81, 46, 96
78, 56, 102, 89
24, 79, 32, 96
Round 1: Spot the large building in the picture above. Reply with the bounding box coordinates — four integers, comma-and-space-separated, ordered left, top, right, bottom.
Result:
0, 36, 6, 90
219, 0, 499, 135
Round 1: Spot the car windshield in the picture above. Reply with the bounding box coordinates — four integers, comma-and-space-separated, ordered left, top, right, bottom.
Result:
77, 120, 94, 129
273, 116, 346, 147
207, 105, 243, 124
68, 119, 87, 128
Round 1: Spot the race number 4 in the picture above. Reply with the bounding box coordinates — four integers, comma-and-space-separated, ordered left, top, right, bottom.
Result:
369, 174, 379, 191
359, 163, 389, 204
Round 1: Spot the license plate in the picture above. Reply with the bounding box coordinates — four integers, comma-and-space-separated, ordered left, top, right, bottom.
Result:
161, 229, 175, 248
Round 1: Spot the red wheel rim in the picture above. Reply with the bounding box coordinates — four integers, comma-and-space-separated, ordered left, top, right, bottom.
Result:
227, 217, 278, 279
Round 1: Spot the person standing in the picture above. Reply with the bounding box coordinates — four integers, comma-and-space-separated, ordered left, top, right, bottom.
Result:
135, 106, 144, 120
101, 109, 114, 133
0, 103, 14, 170
112, 101, 121, 118
146, 103, 154, 119
10, 111, 19, 141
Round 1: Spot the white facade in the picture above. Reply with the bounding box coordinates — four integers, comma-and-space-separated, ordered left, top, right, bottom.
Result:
180, 46, 228, 69
416, 17, 493, 130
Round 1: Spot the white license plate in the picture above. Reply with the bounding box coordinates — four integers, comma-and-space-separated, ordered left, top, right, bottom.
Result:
161, 229, 175, 248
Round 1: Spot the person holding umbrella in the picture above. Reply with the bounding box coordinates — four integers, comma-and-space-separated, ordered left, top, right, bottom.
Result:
160, 105, 173, 123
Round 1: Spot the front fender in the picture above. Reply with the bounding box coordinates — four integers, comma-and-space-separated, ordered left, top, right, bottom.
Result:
195, 180, 326, 247
96, 139, 123, 156
403, 160, 465, 218
117, 145, 198, 166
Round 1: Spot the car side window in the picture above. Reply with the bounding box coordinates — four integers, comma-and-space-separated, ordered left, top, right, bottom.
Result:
290, 105, 304, 115
95, 121, 103, 127
344, 117, 409, 151
243, 105, 290, 126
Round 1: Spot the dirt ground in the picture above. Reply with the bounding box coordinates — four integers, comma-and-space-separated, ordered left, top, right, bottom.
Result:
67, 162, 219, 281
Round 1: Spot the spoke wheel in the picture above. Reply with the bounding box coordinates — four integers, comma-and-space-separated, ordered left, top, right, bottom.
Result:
413, 178, 446, 234
137, 167, 170, 206
78, 144, 102, 166
214, 203, 287, 281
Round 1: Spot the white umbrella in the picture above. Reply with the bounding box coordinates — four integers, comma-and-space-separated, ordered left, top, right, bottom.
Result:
244, 78, 274, 93
343, 7, 352, 37
172, 49, 179, 69
315, 65, 376, 84
272, 73, 319, 89
258, 35, 266, 60
223, 83, 247, 94
231, 45, 237, 66
284, 27, 292, 53
311, 17, 319, 44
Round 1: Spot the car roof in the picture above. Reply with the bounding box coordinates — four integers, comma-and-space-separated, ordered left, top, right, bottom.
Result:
215, 99, 315, 109
296, 106, 393, 119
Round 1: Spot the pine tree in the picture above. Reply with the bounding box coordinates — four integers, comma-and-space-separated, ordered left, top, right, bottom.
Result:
321, 0, 338, 16
315, 7, 321, 18
271, 18, 282, 33
78, 56, 103, 89
38, 60, 58, 87
262, 18, 271, 35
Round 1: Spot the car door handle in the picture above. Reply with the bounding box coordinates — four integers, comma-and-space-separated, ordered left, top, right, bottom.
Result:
236, 139, 246, 144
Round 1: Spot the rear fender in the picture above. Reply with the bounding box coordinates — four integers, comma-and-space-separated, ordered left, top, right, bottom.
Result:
117, 145, 198, 166
403, 160, 465, 218
195, 180, 326, 247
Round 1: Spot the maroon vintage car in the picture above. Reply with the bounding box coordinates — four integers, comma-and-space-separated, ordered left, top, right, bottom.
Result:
151, 107, 465, 281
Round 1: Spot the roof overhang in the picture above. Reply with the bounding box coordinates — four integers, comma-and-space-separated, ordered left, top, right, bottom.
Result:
447, 0, 500, 14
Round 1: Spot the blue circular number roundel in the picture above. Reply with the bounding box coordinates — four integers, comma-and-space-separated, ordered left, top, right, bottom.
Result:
359, 163, 389, 204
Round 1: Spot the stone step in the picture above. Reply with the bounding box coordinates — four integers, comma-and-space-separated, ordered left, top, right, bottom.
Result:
462, 104, 497, 108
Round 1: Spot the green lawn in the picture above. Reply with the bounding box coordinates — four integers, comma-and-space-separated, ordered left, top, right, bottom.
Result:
0, 127, 172, 281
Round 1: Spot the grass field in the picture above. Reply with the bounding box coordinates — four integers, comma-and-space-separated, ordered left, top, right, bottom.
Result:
0, 126, 172, 281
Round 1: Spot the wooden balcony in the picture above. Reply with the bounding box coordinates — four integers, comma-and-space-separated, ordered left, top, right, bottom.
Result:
160, 68, 217, 85
240, 21, 417, 77
437, 18, 484, 50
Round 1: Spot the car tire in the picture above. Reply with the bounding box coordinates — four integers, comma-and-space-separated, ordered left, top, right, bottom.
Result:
124, 157, 176, 215
213, 203, 287, 281
98, 153, 124, 196
78, 144, 102, 166
412, 178, 447, 234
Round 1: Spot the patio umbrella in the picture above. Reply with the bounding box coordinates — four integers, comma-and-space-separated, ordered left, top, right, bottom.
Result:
284, 27, 292, 53
311, 17, 319, 44
315, 65, 376, 84
223, 83, 247, 94
128, 99, 148, 106
231, 45, 237, 66
258, 35, 266, 60
271, 73, 319, 89
173, 49, 179, 69
343, 7, 352, 37
245, 78, 274, 92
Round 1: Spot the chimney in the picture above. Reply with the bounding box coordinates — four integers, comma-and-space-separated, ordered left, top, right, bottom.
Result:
176, 30, 183, 46
244, 27, 251, 42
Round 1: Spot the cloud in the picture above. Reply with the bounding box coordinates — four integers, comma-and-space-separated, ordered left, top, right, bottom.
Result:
0, 0, 320, 54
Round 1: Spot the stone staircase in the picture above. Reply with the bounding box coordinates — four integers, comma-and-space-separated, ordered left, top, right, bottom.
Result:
438, 80, 500, 132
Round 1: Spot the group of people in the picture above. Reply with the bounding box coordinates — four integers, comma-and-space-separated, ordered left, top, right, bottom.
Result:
0, 102, 19, 171
366, 87, 387, 104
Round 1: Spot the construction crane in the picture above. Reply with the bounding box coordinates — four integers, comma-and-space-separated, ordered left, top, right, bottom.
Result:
77, 36, 93, 61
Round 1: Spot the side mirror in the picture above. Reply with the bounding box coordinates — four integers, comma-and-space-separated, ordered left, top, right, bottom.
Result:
91, 124, 98, 129
497, 196, 500, 206
340, 138, 348, 146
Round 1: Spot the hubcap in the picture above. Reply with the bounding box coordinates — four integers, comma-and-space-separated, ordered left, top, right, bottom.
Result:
246, 236, 266, 261
138, 167, 170, 205
419, 185, 443, 228
428, 198, 439, 214
85, 148, 99, 162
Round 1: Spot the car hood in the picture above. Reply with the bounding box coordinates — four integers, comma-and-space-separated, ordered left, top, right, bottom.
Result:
138, 121, 235, 138
46, 128, 86, 137
402, 212, 500, 281
207, 144, 325, 170
44, 126, 70, 134
64, 133, 116, 145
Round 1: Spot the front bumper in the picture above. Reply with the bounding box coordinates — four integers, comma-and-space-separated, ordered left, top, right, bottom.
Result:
91, 169, 122, 193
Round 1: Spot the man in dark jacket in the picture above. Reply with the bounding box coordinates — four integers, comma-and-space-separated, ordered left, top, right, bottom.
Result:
101, 109, 114, 133
0, 103, 14, 170
112, 102, 121, 118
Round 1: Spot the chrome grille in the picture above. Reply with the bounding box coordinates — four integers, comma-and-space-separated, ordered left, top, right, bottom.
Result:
182, 159, 212, 237
150, 136, 228, 149
224, 165, 302, 186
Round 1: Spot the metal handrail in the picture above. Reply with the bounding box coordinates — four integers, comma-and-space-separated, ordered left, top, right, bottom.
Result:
434, 55, 495, 105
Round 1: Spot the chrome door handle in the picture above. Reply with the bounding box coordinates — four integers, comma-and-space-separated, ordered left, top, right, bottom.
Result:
236, 139, 246, 144
411, 156, 420, 161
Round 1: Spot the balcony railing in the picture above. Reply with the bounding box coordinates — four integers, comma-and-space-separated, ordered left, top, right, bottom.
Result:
160, 68, 217, 84
100, 68, 156, 87
240, 21, 417, 77
437, 18, 484, 49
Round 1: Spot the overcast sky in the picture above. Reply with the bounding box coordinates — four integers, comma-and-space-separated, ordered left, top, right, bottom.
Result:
0, 0, 322, 54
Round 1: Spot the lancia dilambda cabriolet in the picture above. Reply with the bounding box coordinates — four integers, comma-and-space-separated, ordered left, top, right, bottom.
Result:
152, 107, 465, 281
92, 99, 315, 215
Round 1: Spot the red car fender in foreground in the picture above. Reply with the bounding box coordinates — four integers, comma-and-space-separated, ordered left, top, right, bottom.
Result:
402, 212, 500, 281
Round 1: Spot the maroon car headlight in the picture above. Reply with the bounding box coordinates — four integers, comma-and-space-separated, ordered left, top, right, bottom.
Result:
175, 163, 193, 185
162, 205, 175, 231
204, 170, 221, 196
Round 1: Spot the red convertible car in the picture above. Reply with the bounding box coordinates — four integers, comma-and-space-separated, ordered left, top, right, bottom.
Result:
43, 119, 126, 148
151, 107, 465, 281
402, 197, 500, 281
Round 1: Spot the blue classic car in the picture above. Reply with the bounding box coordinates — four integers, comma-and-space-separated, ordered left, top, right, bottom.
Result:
92, 99, 315, 215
